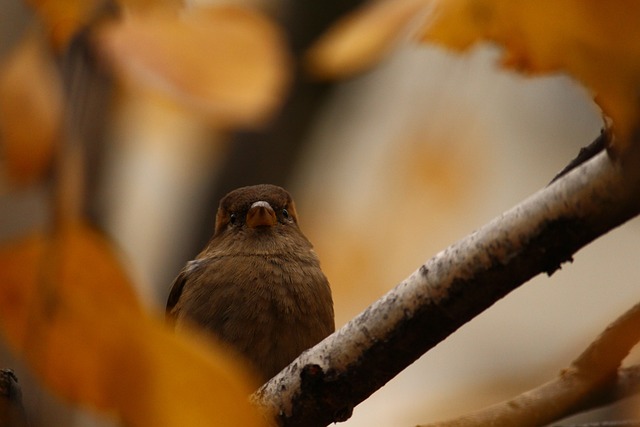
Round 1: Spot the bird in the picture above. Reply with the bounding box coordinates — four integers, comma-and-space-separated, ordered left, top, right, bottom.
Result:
166, 184, 335, 382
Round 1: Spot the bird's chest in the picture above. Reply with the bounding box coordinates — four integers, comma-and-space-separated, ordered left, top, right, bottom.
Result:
203, 254, 314, 322
237, 256, 312, 319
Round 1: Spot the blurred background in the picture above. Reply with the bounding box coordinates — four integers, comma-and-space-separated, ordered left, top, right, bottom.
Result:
1, 0, 639, 425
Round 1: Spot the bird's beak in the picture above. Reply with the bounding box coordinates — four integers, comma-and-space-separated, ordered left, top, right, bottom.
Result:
246, 201, 277, 228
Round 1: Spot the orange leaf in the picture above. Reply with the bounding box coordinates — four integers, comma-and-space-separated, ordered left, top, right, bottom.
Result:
0, 222, 265, 427
0, 32, 63, 186
306, 0, 431, 79
421, 0, 640, 146
97, 5, 290, 128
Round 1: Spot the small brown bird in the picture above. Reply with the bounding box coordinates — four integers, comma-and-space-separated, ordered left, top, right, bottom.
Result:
166, 184, 334, 382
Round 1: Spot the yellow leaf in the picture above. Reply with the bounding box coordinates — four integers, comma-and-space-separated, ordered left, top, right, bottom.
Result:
0, 32, 63, 186
421, 0, 640, 146
306, 0, 431, 79
0, 222, 265, 427
96, 5, 291, 128
116, 0, 183, 13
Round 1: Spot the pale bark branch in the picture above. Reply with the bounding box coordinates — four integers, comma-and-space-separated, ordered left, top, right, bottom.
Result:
252, 136, 640, 427
417, 302, 640, 427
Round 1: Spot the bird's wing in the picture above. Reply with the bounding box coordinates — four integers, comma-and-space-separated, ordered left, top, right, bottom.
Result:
165, 259, 202, 316
166, 273, 186, 315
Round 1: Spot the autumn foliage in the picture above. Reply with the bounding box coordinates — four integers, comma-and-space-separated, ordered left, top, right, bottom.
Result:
308, 0, 640, 147
0, 0, 639, 426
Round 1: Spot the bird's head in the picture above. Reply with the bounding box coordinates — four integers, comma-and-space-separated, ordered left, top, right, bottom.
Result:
213, 184, 301, 238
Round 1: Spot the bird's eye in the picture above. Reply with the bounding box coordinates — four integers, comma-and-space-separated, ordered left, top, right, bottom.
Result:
229, 213, 237, 225
282, 208, 289, 219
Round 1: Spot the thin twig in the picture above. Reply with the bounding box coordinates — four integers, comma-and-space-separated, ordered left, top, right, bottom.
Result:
549, 129, 608, 185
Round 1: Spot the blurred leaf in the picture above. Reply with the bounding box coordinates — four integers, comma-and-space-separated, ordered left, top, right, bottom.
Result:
0, 32, 63, 186
25, 0, 183, 49
420, 0, 640, 146
0, 222, 265, 427
306, 0, 430, 79
25, 0, 103, 50
97, 5, 291, 128
117, 0, 183, 13
310, 0, 640, 147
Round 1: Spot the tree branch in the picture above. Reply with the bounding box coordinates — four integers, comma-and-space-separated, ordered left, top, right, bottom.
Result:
252, 134, 640, 427
417, 302, 640, 427
0, 369, 29, 427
